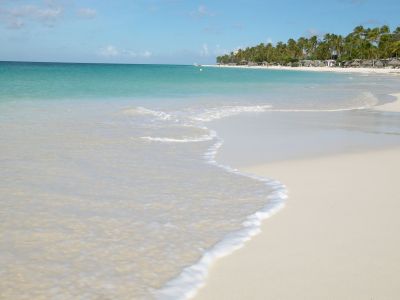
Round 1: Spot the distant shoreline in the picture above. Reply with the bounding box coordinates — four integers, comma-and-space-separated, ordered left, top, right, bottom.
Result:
203, 64, 400, 74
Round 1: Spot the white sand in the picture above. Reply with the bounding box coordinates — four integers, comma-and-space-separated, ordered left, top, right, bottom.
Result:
195, 146, 400, 299
204, 64, 400, 74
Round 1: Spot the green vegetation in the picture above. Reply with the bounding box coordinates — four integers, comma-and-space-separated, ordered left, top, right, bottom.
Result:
217, 25, 400, 65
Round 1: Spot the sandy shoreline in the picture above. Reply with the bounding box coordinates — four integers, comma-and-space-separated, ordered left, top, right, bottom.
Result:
195, 146, 400, 300
193, 95, 400, 299
204, 64, 400, 74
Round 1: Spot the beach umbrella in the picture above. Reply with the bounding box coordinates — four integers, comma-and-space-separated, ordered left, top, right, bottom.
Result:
388, 59, 400, 67
374, 60, 384, 67
361, 60, 373, 67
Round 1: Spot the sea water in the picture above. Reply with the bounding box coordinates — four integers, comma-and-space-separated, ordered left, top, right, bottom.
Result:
1, 62, 400, 299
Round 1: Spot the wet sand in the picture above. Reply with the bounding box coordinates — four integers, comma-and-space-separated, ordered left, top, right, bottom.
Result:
195, 146, 400, 300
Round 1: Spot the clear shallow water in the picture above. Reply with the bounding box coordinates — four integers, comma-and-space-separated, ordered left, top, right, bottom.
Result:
0, 62, 400, 299
211, 109, 400, 167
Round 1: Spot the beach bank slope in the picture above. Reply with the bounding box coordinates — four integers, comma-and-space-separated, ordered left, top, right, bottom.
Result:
195, 146, 400, 300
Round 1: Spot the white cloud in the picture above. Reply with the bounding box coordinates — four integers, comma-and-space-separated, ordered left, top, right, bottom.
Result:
99, 45, 120, 57
191, 5, 215, 18
0, 1, 97, 29
10, 5, 63, 21
77, 8, 97, 19
0, 0, 64, 29
198, 5, 208, 16
99, 46, 153, 59
123, 50, 152, 58
142, 51, 152, 58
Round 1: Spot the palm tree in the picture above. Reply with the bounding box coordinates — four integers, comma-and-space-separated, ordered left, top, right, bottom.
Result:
287, 39, 300, 60
216, 25, 400, 65
297, 37, 309, 59
308, 36, 318, 59
391, 41, 400, 58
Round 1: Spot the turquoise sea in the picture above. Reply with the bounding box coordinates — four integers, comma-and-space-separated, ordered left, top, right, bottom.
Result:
1, 62, 400, 299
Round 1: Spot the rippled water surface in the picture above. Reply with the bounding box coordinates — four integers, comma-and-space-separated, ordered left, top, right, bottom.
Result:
1, 62, 400, 299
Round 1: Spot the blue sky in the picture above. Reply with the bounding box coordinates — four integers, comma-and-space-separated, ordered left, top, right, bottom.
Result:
0, 0, 399, 64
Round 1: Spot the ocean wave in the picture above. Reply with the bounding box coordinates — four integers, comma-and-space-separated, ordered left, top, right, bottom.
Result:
122, 107, 172, 120
187, 95, 377, 122
269, 106, 369, 112
140, 130, 217, 143
190, 105, 272, 122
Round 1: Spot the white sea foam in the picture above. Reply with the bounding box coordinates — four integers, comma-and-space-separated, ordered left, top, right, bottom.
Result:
270, 106, 368, 112
190, 105, 272, 122
141, 130, 217, 143
133, 103, 288, 299
187, 95, 377, 123
154, 129, 287, 300
154, 190, 286, 300
122, 107, 172, 120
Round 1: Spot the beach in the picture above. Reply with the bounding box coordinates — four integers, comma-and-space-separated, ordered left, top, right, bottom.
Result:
194, 101, 400, 299
205, 64, 400, 75
2, 0, 400, 298
1, 62, 400, 299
